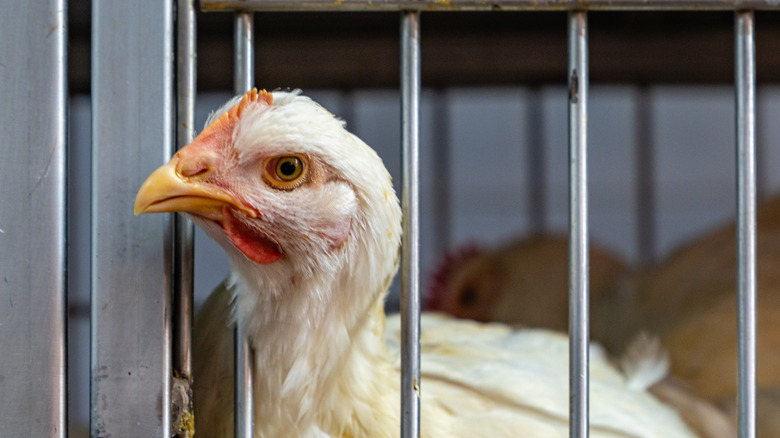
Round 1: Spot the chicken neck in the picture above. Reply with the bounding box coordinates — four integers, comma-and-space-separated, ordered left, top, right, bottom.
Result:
228, 252, 400, 438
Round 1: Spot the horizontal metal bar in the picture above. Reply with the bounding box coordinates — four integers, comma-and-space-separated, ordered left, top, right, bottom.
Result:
0, 1, 67, 436
202, 0, 780, 12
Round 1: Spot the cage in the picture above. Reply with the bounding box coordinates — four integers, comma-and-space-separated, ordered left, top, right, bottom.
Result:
1, 1, 779, 437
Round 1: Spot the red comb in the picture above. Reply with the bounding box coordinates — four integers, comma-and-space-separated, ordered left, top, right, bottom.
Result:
425, 243, 483, 311
199, 88, 272, 139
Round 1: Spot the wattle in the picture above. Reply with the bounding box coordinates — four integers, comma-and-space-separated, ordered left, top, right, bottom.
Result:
223, 208, 283, 264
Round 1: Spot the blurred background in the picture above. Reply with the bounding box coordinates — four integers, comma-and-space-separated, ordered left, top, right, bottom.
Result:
66, 2, 780, 435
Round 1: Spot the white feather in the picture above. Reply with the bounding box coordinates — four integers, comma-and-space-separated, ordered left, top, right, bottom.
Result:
620, 332, 671, 391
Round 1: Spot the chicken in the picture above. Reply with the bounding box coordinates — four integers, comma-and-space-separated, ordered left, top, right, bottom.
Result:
426, 235, 736, 438
425, 235, 631, 345
134, 89, 695, 437
619, 196, 780, 437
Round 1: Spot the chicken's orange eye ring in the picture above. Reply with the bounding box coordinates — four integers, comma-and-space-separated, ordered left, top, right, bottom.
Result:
263, 154, 308, 189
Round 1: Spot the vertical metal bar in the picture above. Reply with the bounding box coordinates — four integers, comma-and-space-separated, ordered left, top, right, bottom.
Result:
338, 90, 356, 130
400, 10, 422, 438
735, 10, 757, 438
91, 0, 174, 436
567, 11, 589, 438
173, 1, 197, 436
68, 96, 92, 437
527, 87, 547, 233
234, 11, 256, 438
175, 0, 197, 378
234, 321, 255, 438
635, 86, 656, 266
235, 12, 255, 93
0, 1, 67, 436
432, 89, 452, 253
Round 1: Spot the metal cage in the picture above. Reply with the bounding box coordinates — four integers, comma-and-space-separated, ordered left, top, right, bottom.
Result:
0, 1, 771, 437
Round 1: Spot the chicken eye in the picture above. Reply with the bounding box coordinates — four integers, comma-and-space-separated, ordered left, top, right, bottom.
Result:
264, 154, 309, 189
459, 286, 478, 308
276, 157, 303, 181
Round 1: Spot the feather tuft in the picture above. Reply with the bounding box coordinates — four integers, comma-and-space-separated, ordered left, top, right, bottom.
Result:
620, 332, 670, 391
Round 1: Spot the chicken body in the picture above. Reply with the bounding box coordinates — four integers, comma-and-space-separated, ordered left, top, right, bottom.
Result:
621, 197, 780, 437
426, 235, 631, 345
194, 279, 694, 438
135, 90, 694, 437
426, 235, 735, 437
426, 205, 780, 436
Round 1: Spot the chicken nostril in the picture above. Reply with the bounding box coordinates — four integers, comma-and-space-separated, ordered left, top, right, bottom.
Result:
190, 167, 210, 177
178, 158, 212, 179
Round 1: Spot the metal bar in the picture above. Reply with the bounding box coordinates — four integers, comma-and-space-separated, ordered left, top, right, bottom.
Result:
568, 10, 589, 438
201, 0, 780, 12
234, 11, 256, 438
175, 0, 197, 379
735, 10, 757, 438
432, 89, 452, 253
173, 1, 198, 436
0, 1, 67, 436
68, 95, 92, 438
526, 87, 547, 233
338, 90, 357, 131
635, 87, 656, 266
91, 0, 174, 436
400, 10, 422, 438
235, 12, 255, 93
755, 88, 766, 199
234, 324, 254, 438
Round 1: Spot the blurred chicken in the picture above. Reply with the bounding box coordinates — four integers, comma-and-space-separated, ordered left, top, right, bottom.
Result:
135, 89, 694, 437
619, 197, 780, 437
426, 235, 736, 437
426, 235, 631, 345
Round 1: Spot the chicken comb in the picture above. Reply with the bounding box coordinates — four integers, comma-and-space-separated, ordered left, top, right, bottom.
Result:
199, 88, 273, 139
425, 243, 483, 311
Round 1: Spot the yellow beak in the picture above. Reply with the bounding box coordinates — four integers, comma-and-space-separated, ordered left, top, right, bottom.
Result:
134, 156, 256, 220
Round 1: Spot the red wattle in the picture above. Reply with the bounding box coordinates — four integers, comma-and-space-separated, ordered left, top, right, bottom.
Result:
223, 209, 283, 264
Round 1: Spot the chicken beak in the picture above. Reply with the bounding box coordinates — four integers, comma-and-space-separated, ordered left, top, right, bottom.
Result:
134, 156, 256, 220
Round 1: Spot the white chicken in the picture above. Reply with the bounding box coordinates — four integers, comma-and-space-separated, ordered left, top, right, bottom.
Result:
134, 89, 695, 437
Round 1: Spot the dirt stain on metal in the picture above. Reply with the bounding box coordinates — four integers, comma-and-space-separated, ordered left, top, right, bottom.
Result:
46, 15, 61, 38
569, 69, 579, 104
31, 139, 58, 195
